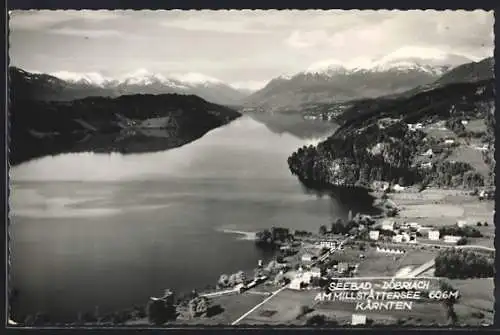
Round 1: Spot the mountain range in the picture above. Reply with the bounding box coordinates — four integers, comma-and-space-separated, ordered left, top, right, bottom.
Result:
8, 67, 249, 106
243, 54, 492, 112
9, 53, 494, 114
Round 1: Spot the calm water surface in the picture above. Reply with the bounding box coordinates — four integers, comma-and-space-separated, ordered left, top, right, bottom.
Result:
10, 115, 341, 321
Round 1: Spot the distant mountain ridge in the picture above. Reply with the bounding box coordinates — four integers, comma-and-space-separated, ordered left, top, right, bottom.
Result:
8, 67, 250, 106
244, 52, 481, 112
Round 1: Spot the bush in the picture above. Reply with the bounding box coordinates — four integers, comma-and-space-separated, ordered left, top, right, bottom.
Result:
434, 249, 494, 279
146, 299, 176, 325
439, 225, 482, 238
299, 305, 312, 317
306, 314, 326, 326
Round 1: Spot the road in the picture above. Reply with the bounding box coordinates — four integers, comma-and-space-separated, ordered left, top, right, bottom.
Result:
231, 285, 288, 325
230, 236, 494, 325
231, 237, 349, 325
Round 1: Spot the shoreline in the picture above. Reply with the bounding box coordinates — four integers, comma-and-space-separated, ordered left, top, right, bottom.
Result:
219, 229, 258, 241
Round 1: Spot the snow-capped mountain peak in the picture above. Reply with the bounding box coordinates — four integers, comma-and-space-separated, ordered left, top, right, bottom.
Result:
48, 69, 231, 90
169, 72, 223, 87
119, 68, 166, 86
50, 71, 114, 87
302, 48, 473, 77
366, 60, 451, 75
304, 59, 348, 75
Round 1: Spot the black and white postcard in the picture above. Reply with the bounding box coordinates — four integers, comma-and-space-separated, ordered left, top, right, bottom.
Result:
7, 9, 495, 328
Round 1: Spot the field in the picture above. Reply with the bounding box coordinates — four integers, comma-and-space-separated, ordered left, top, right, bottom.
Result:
170, 291, 267, 325
314, 299, 448, 326
389, 188, 494, 227
238, 289, 314, 325
237, 287, 450, 326
464, 119, 487, 133
423, 126, 456, 140
449, 278, 494, 326
346, 247, 436, 277
447, 146, 490, 176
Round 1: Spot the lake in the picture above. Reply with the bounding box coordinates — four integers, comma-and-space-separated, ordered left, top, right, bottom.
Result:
9, 114, 358, 322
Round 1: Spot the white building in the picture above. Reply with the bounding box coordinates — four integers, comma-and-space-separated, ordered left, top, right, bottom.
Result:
319, 240, 336, 249
392, 234, 403, 243
392, 184, 406, 192
289, 278, 304, 290
409, 222, 420, 229
310, 267, 322, 278
456, 220, 468, 228
444, 139, 455, 145
376, 247, 404, 254
382, 220, 395, 231
443, 235, 462, 244
408, 123, 423, 131
351, 314, 367, 325
372, 181, 390, 191
428, 230, 440, 241
401, 232, 411, 243
369, 230, 380, 241
301, 254, 314, 262
422, 149, 434, 157
421, 162, 433, 169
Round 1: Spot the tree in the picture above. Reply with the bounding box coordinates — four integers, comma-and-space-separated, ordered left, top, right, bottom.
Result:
319, 225, 328, 235
434, 249, 494, 279
218, 274, 229, 288
146, 299, 170, 325
477, 222, 482, 227
348, 210, 353, 222
299, 305, 311, 317
228, 273, 239, 287
146, 290, 177, 325
440, 280, 460, 324
306, 314, 326, 326
188, 296, 210, 318
254, 267, 264, 279
255, 229, 273, 247
235, 270, 246, 284
310, 276, 321, 288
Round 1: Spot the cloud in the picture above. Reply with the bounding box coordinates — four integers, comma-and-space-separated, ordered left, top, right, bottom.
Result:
283, 10, 493, 61
285, 30, 331, 49
9, 10, 494, 85
49, 28, 123, 38
9, 10, 119, 31
159, 11, 269, 34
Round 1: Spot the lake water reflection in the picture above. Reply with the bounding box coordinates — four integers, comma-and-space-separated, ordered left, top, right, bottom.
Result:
9, 114, 370, 322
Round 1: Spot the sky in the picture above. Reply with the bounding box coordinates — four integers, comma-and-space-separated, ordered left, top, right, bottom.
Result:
9, 10, 494, 91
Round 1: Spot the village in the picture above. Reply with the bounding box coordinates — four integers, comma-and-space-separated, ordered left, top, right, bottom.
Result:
127, 182, 494, 328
